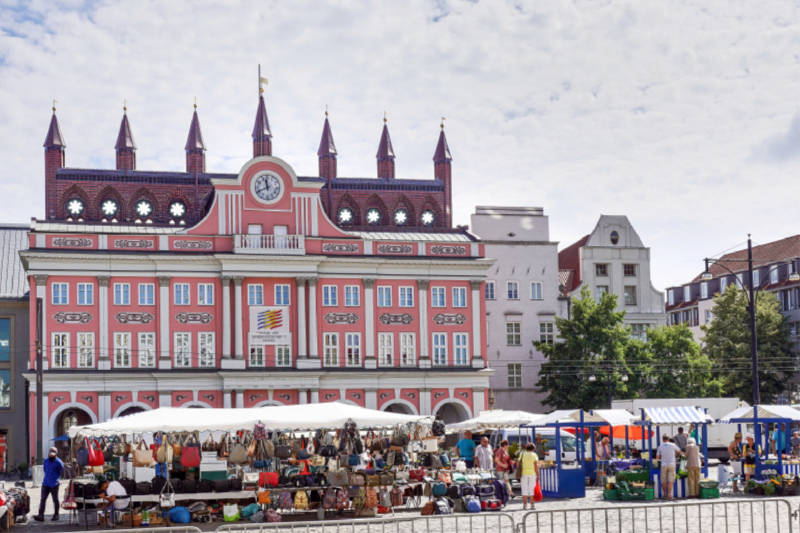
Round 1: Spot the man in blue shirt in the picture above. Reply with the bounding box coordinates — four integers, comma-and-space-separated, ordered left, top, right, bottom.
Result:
456, 431, 477, 468
34, 447, 64, 522
772, 424, 791, 456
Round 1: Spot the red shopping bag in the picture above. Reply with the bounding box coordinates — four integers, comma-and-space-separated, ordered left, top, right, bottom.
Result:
533, 479, 543, 502
87, 438, 105, 467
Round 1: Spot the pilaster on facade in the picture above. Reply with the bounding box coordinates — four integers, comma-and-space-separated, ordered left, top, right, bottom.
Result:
417, 279, 430, 369
233, 276, 244, 361
296, 277, 307, 358
310, 389, 320, 404
221, 276, 232, 358
470, 279, 484, 369
235, 390, 244, 409
34, 275, 49, 371
304, 277, 321, 367
418, 388, 431, 415
365, 389, 378, 410
363, 278, 376, 370
157, 275, 172, 370
298, 389, 309, 405
223, 389, 232, 409
472, 387, 486, 416
97, 275, 111, 370
159, 391, 172, 408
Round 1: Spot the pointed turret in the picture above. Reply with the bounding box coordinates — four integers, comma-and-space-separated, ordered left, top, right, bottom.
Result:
433, 123, 452, 228
376, 119, 395, 179
44, 106, 66, 220
115, 107, 137, 171
252, 95, 272, 157
185, 107, 206, 173
317, 113, 337, 180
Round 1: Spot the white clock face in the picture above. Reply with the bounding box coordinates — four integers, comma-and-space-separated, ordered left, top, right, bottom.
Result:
254, 174, 282, 203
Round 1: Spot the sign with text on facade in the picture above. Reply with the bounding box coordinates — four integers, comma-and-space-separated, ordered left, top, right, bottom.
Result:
249, 306, 291, 345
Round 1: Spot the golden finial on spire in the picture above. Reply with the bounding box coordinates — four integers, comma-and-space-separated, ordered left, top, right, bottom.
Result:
194, 96, 198, 109
325, 104, 328, 117
384, 111, 387, 123
124, 100, 128, 113
258, 64, 268, 94
52, 100, 58, 114
441, 117, 446, 129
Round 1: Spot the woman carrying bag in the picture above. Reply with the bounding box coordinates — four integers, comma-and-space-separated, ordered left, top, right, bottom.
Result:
515, 443, 539, 511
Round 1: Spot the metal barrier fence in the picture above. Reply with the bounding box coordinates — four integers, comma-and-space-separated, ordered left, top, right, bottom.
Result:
520, 498, 797, 533
214, 513, 516, 533
91, 528, 203, 533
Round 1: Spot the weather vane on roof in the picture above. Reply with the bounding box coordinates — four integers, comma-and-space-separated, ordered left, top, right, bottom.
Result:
384, 111, 387, 123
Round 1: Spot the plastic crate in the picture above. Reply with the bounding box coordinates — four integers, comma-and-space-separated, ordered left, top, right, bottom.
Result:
699, 487, 720, 499
623, 471, 650, 483
619, 492, 646, 501
603, 489, 619, 500
699, 481, 719, 489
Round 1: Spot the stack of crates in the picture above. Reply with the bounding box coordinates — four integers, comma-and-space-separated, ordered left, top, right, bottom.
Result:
699, 480, 720, 499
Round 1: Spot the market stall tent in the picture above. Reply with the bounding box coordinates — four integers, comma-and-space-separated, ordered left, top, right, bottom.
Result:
446, 410, 543, 432
69, 402, 431, 437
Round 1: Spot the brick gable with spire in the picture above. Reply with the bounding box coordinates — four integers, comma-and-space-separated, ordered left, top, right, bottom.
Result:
43, 89, 454, 231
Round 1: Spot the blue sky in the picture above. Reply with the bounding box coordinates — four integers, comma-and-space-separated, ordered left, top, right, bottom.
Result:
1, 0, 800, 289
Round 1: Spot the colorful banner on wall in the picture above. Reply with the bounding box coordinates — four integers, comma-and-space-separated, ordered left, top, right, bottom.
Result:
248, 306, 290, 345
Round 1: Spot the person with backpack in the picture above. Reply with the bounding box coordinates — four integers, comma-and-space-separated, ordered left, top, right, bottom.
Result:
494, 439, 514, 498
519, 443, 539, 511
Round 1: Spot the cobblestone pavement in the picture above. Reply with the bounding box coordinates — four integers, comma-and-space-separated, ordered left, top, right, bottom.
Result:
11, 481, 800, 533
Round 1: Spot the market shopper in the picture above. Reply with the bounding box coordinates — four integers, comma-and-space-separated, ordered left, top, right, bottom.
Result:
596, 437, 611, 460
685, 438, 701, 497
519, 443, 540, 511
791, 432, 800, 458
494, 439, 514, 497
674, 427, 688, 451
656, 434, 681, 500
535, 434, 549, 459
743, 434, 758, 480
772, 423, 791, 456
33, 447, 63, 522
728, 432, 744, 492
475, 436, 493, 471
456, 431, 477, 468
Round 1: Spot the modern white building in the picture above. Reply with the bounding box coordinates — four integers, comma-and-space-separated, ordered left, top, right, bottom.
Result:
559, 215, 666, 338
471, 206, 568, 414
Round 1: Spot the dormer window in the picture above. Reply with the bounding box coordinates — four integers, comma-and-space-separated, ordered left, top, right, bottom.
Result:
668, 290, 674, 306
752, 270, 760, 288
684, 286, 690, 302
771, 268, 779, 285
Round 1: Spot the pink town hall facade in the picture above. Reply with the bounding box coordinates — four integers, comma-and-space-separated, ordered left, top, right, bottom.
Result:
22, 97, 494, 459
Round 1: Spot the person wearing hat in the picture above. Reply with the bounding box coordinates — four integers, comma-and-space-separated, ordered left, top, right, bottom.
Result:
727, 432, 743, 492
685, 438, 702, 497
743, 434, 759, 481
33, 447, 64, 522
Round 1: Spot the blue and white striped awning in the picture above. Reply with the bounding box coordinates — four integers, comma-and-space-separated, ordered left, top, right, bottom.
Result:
718, 405, 800, 424
527, 409, 635, 427
639, 406, 710, 426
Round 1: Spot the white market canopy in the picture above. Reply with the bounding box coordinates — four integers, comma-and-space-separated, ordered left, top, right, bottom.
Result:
635, 406, 713, 426
525, 409, 636, 428
69, 402, 431, 438
447, 410, 544, 432
718, 405, 800, 424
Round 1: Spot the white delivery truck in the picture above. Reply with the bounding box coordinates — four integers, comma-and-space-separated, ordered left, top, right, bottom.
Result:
611, 398, 747, 461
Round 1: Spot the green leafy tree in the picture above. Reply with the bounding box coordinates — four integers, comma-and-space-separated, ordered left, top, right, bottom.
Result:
701, 285, 794, 403
642, 325, 723, 398
534, 285, 637, 410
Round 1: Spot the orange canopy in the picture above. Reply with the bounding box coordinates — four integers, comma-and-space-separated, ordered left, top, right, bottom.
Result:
599, 425, 651, 440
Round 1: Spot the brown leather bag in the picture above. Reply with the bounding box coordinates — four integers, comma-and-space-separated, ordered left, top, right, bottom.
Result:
172, 435, 182, 457
247, 437, 257, 459
421, 501, 435, 515
366, 475, 380, 487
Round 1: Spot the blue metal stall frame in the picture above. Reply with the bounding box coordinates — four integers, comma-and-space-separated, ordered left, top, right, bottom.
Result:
634, 406, 712, 499
719, 405, 800, 478
523, 409, 636, 499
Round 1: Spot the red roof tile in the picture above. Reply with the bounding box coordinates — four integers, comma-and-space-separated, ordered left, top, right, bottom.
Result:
693, 235, 800, 282
558, 235, 589, 292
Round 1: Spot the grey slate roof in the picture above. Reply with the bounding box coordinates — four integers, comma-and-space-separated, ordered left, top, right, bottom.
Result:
0, 225, 29, 299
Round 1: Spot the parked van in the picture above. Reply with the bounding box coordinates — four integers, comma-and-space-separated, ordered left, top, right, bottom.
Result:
488, 428, 586, 463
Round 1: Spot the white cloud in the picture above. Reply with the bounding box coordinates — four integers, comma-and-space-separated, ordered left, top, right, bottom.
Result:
1, 0, 800, 290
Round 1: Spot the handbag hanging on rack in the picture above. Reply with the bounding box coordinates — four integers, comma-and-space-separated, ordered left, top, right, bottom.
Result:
133, 437, 154, 467
159, 478, 176, 508
181, 434, 202, 468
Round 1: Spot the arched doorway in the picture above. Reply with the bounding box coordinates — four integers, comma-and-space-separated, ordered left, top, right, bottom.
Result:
382, 402, 415, 415
435, 402, 470, 425
116, 406, 146, 418
56, 407, 92, 459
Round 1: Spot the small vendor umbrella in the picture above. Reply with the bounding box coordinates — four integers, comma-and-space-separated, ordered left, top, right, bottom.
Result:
50, 434, 69, 441
599, 425, 651, 440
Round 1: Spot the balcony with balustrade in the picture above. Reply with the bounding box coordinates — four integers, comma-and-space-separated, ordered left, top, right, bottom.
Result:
233, 234, 306, 255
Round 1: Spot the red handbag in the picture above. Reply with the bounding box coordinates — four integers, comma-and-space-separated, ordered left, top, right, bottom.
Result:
180, 435, 201, 468
534, 479, 543, 502
409, 468, 425, 482
61, 482, 77, 510
87, 438, 105, 467
259, 472, 279, 487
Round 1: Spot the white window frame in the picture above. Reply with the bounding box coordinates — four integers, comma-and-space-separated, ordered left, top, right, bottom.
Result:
736, 273, 744, 288
249, 345, 265, 367
198, 283, 214, 306
683, 286, 690, 302
138, 332, 156, 368
507, 281, 519, 300
276, 345, 291, 367
323, 332, 339, 366
275, 284, 290, 306
705, 310, 712, 324
174, 283, 190, 306
114, 283, 130, 306
701, 282, 708, 299
485, 281, 496, 300
174, 332, 191, 367
345, 333, 361, 367
431, 287, 446, 308
77, 283, 93, 306
199, 332, 215, 367
668, 290, 675, 306
52, 282, 68, 305
377, 286, 392, 307
595, 264, 609, 276
454, 333, 468, 366
345, 285, 360, 307
624, 285, 638, 306
114, 332, 131, 368
77, 332, 94, 368
507, 322, 521, 346
596, 286, 608, 303
771, 268, 779, 285
530, 281, 543, 300
399, 333, 415, 367
399, 287, 414, 308
138, 283, 155, 306
322, 285, 338, 307
540, 322, 555, 345
720, 278, 727, 294
378, 333, 393, 366
452, 287, 467, 308
508, 364, 522, 389
623, 264, 637, 277
248, 284, 264, 306
52, 332, 68, 368
432, 333, 447, 365
752, 270, 760, 288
